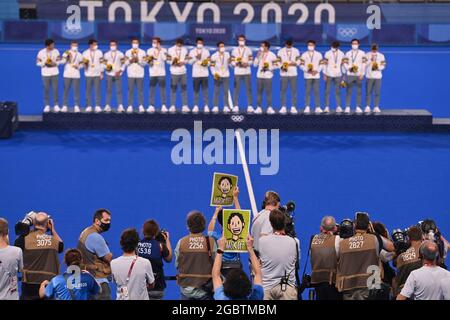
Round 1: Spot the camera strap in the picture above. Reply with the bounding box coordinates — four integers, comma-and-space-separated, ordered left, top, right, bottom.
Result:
302, 235, 314, 278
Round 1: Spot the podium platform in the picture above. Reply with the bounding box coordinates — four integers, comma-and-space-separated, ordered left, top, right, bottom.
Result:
18, 109, 437, 132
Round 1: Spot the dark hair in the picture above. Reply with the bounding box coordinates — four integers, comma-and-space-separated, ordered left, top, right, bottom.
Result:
354, 213, 370, 231
227, 212, 245, 226
131, 37, 139, 42
223, 269, 252, 299
45, 38, 55, 47
120, 228, 140, 253
143, 219, 160, 239
109, 39, 117, 45
307, 40, 316, 45
218, 176, 233, 187
217, 41, 225, 47
371, 43, 378, 51
269, 209, 285, 231
64, 249, 83, 266
187, 210, 205, 234
237, 34, 246, 40
372, 221, 388, 238
407, 226, 423, 241
285, 39, 293, 46
0, 218, 8, 237
331, 41, 340, 48
261, 41, 270, 49
263, 191, 280, 207
175, 38, 184, 45
152, 37, 161, 44
93, 208, 111, 223
196, 37, 204, 43
71, 40, 78, 45
351, 38, 360, 44
88, 39, 97, 46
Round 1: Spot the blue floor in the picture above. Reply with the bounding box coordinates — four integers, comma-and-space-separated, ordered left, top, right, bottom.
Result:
1, 44, 450, 117
1, 130, 450, 299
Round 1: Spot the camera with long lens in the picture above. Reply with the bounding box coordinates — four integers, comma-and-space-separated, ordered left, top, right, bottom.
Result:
15, 211, 38, 236
418, 219, 446, 269
392, 228, 409, 255
279, 201, 296, 238
338, 218, 354, 239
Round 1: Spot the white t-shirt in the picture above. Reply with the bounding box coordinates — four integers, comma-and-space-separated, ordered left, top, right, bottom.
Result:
111, 255, 155, 300
400, 265, 449, 300
441, 276, 450, 300
62, 49, 84, 79
147, 47, 167, 77
251, 209, 273, 252
0, 245, 23, 300
189, 48, 210, 78
36, 48, 61, 77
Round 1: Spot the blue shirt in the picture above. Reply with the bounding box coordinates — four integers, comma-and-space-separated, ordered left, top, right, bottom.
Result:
213, 285, 264, 300
208, 231, 240, 263
44, 271, 100, 300
85, 232, 111, 284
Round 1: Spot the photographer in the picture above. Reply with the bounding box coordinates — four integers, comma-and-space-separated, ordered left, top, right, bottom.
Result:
394, 226, 423, 297
175, 210, 216, 300
39, 249, 100, 300
14, 212, 63, 300
397, 241, 449, 300
0, 218, 23, 300
137, 219, 172, 300
251, 191, 281, 253
310, 216, 342, 300
212, 235, 264, 300
77, 208, 113, 300
336, 212, 394, 300
420, 219, 448, 269
259, 209, 298, 300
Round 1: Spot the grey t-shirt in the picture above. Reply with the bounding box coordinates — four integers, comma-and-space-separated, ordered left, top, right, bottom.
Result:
441, 276, 450, 300
400, 265, 449, 300
111, 255, 155, 300
259, 234, 298, 290
251, 209, 273, 252
0, 245, 23, 300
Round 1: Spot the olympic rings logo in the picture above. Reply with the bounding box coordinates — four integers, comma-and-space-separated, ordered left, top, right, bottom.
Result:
338, 27, 357, 38
231, 115, 245, 122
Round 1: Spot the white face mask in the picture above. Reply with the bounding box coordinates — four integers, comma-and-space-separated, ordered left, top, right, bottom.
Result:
92, 45, 98, 51
308, 45, 314, 51
196, 44, 203, 49
219, 47, 225, 53
238, 40, 245, 47
331, 47, 337, 52
110, 46, 117, 51
352, 44, 359, 50
71, 46, 78, 52
260, 46, 265, 52
152, 42, 158, 49
132, 43, 139, 49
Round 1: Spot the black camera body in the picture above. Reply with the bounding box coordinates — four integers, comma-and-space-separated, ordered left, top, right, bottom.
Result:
155, 229, 168, 244
279, 201, 296, 238
392, 228, 409, 255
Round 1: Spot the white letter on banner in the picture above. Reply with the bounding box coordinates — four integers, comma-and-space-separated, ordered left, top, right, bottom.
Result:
66, 5, 81, 31
288, 3, 308, 24
314, 4, 335, 25
233, 3, 254, 24
197, 3, 220, 23
79, 1, 102, 22
169, 1, 194, 23
108, 1, 132, 22
141, 0, 164, 23
261, 2, 282, 24
366, 5, 381, 30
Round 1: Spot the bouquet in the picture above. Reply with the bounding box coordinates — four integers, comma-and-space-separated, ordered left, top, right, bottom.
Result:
340, 80, 347, 88
281, 62, 289, 72
350, 65, 358, 73
45, 57, 53, 67
64, 50, 71, 60
82, 58, 90, 67
201, 58, 210, 67
172, 56, 180, 66
236, 57, 243, 67
145, 55, 154, 64
106, 64, 113, 72
132, 48, 138, 55
307, 63, 314, 72
261, 62, 270, 72
371, 62, 379, 71
214, 73, 220, 80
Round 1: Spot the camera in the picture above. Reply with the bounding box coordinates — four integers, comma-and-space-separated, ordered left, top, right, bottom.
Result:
338, 218, 354, 239
155, 229, 168, 243
14, 211, 51, 236
418, 219, 447, 269
392, 228, 409, 255
279, 201, 296, 238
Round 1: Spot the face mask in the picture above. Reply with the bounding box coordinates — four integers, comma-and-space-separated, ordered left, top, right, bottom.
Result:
308, 45, 314, 51
331, 48, 337, 52
92, 45, 98, 51
110, 46, 117, 51
132, 43, 139, 49
352, 44, 359, 50
99, 222, 111, 232
152, 42, 158, 48
219, 47, 225, 53
260, 46, 265, 52
238, 40, 245, 46
71, 46, 78, 52
197, 44, 203, 49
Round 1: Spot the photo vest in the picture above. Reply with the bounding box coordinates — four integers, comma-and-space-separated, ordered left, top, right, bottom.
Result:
311, 233, 338, 285
77, 226, 111, 279
395, 243, 422, 295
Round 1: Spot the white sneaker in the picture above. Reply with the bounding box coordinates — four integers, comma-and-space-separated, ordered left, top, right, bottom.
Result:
247, 106, 255, 114
212, 106, 219, 114
54, 105, 61, 113
117, 105, 125, 113
181, 105, 190, 113
85, 106, 93, 113
161, 105, 169, 113
138, 105, 145, 113
364, 106, 371, 114
232, 106, 239, 114
344, 106, 351, 114
74, 106, 81, 113
43, 105, 51, 113
373, 106, 381, 114
169, 105, 176, 113
324, 106, 330, 114
290, 107, 298, 115
279, 106, 287, 115
147, 106, 155, 113
223, 106, 231, 114
304, 106, 311, 114
267, 106, 276, 115
204, 106, 210, 113
254, 107, 263, 114
315, 107, 323, 114
61, 106, 68, 113
336, 106, 343, 114
126, 106, 134, 113
192, 105, 199, 114
104, 105, 112, 113
355, 106, 363, 114
95, 106, 102, 113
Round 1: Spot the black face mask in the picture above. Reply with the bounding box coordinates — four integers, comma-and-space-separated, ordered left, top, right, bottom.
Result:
99, 222, 111, 232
